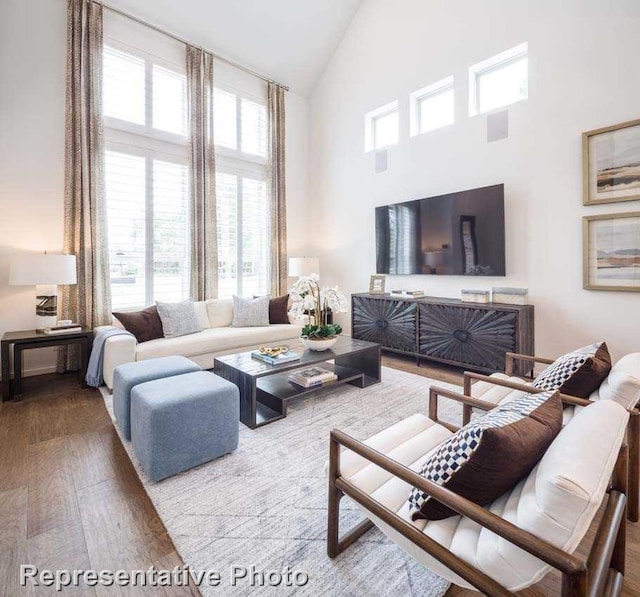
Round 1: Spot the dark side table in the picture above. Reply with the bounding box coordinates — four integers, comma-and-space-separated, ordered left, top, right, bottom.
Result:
1, 328, 93, 401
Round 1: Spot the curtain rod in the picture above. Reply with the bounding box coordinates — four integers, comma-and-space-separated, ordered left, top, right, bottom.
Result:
91, 0, 290, 92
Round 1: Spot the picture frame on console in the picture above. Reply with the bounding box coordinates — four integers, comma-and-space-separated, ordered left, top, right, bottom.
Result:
583, 118, 640, 205
583, 211, 640, 291
369, 274, 386, 294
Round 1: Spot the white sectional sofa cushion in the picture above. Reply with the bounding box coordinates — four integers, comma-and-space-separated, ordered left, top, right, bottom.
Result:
136, 324, 300, 360
101, 298, 301, 389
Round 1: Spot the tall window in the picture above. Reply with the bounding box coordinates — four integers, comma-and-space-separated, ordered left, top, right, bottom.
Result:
364, 101, 399, 152
102, 17, 190, 310
213, 84, 269, 298
469, 43, 528, 116
410, 76, 454, 136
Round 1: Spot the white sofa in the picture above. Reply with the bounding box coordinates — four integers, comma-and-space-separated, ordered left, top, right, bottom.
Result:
98, 298, 302, 390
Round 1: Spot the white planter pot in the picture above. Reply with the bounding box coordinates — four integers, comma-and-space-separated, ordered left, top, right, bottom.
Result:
300, 336, 339, 352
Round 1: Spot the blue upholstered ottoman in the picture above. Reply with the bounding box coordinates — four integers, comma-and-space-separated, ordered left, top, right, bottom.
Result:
130, 371, 239, 482
113, 356, 201, 440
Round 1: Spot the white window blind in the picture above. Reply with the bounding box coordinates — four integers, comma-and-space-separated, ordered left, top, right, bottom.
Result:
103, 12, 190, 309
105, 150, 146, 310
241, 97, 267, 157
213, 88, 237, 151
215, 167, 269, 298
152, 159, 190, 303
152, 64, 188, 136
213, 63, 269, 297
103, 46, 145, 125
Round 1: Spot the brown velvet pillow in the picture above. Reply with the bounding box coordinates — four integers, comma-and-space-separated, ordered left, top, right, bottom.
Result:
409, 390, 563, 520
254, 294, 290, 324
112, 306, 164, 343
533, 342, 612, 398
269, 294, 290, 324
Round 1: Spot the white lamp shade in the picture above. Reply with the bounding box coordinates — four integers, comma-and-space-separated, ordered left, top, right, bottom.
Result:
9, 254, 77, 286
289, 257, 320, 278
423, 251, 443, 267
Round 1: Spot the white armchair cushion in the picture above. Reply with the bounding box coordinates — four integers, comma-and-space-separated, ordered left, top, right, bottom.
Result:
470, 372, 528, 406
591, 352, 640, 410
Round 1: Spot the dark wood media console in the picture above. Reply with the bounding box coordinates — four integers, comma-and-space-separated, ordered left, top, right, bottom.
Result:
351, 293, 534, 376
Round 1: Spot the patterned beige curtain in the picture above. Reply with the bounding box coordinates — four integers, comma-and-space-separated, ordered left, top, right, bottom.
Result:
59, 0, 111, 372
187, 46, 218, 300
268, 82, 287, 296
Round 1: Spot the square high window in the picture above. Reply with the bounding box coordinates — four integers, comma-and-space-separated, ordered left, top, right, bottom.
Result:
410, 76, 454, 136
469, 43, 528, 116
365, 101, 399, 152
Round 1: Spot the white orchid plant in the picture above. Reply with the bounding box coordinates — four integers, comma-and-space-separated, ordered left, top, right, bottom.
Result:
289, 274, 348, 340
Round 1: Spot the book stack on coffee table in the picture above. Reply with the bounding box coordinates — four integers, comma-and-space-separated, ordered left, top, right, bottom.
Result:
288, 366, 338, 388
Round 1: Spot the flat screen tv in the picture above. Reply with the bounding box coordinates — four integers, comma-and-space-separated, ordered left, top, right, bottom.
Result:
375, 184, 505, 276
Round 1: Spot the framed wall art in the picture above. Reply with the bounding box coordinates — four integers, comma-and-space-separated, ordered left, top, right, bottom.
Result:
583, 211, 640, 291
583, 118, 640, 205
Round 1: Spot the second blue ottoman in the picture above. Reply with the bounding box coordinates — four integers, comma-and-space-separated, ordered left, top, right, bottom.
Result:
130, 371, 239, 481
113, 356, 201, 440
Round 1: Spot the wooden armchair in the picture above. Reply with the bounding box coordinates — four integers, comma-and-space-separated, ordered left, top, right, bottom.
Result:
328, 386, 629, 596
461, 351, 640, 522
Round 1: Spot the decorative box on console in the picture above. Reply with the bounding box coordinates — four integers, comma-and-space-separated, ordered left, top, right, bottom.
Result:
461, 289, 490, 304
492, 287, 529, 305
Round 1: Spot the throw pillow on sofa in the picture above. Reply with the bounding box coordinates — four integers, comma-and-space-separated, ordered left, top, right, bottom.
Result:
532, 341, 612, 398
254, 294, 290, 324
156, 299, 202, 338
112, 306, 164, 343
232, 295, 270, 327
408, 390, 563, 521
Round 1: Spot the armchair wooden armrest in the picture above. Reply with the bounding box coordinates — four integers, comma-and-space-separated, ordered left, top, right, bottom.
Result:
428, 385, 497, 432
463, 371, 593, 408
328, 428, 628, 597
505, 351, 555, 377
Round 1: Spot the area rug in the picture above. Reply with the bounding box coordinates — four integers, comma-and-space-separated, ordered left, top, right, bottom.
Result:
101, 366, 464, 596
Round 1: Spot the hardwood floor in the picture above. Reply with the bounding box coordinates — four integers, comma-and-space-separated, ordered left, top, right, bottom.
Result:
0, 373, 198, 596
1, 359, 639, 596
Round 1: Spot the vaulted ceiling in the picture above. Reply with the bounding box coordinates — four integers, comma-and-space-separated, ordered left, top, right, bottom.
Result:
106, 0, 364, 95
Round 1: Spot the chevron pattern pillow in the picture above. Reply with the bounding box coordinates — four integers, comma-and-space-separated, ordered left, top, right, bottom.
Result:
409, 390, 562, 520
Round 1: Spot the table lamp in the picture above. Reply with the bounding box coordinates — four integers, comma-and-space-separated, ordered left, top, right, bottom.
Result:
289, 257, 320, 278
422, 251, 443, 274
9, 253, 77, 331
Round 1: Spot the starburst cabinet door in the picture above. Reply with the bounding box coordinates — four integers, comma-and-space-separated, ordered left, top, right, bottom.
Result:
352, 297, 417, 352
419, 304, 516, 371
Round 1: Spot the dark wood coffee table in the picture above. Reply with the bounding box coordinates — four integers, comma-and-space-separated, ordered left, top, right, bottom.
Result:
213, 337, 381, 429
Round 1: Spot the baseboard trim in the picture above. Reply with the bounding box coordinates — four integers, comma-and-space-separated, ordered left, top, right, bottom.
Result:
0, 365, 58, 381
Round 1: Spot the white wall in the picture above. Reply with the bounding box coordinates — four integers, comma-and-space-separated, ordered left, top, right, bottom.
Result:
308, 0, 640, 361
0, 0, 67, 376
0, 0, 311, 378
